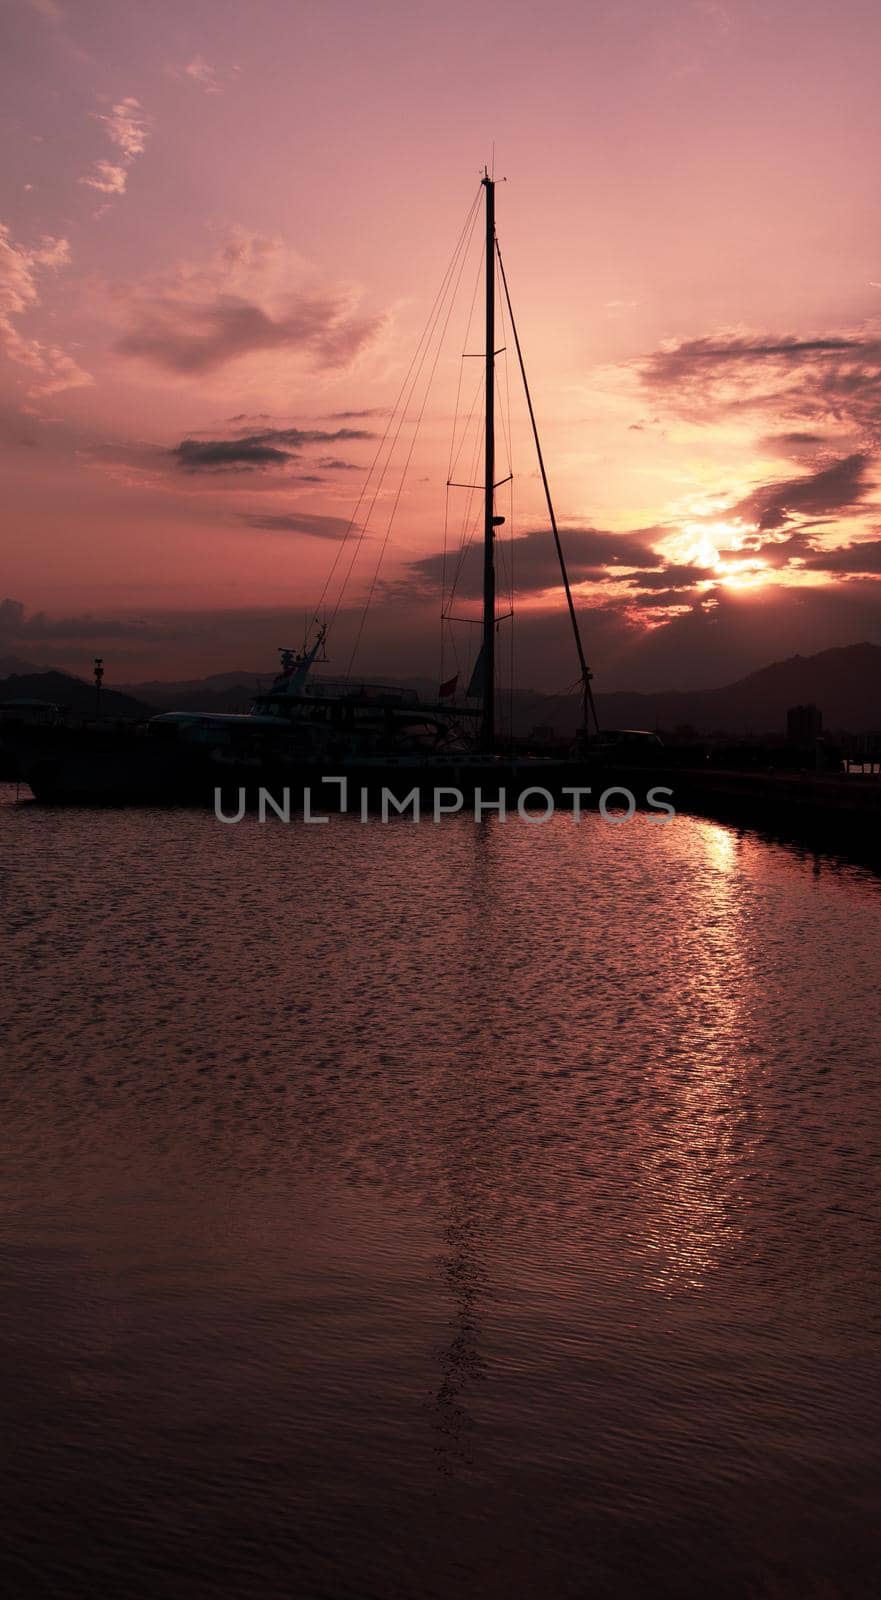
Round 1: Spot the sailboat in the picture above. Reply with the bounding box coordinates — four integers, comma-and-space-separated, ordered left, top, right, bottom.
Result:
10, 174, 651, 809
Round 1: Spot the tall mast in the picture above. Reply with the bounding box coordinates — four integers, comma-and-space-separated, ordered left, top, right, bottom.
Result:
481, 170, 496, 752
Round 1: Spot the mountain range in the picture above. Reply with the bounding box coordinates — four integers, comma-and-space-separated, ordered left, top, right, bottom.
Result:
1, 642, 879, 735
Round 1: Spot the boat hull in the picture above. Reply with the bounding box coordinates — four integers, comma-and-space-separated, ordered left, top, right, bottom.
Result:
7, 725, 666, 811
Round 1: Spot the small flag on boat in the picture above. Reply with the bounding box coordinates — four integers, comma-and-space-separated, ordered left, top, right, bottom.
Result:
438, 673, 458, 698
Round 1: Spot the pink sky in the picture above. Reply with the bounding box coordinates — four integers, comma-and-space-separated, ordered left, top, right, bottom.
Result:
3, 0, 881, 690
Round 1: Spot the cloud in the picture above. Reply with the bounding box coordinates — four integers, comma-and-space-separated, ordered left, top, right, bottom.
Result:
638, 327, 881, 439
628, 588, 700, 611
728, 452, 872, 531
80, 97, 149, 200
174, 438, 290, 470
742, 530, 816, 568
6, 582, 880, 698
167, 57, 225, 94
0, 598, 25, 633
409, 525, 664, 599
759, 431, 830, 451
114, 232, 384, 377
626, 563, 714, 590
801, 538, 881, 575
97, 97, 149, 159
184, 56, 221, 94
404, 459, 880, 613
171, 424, 375, 473
240, 512, 356, 540
79, 160, 128, 195
642, 333, 861, 388
0, 222, 92, 395
0, 596, 164, 642
618, 329, 881, 601
322, 408, 389, 420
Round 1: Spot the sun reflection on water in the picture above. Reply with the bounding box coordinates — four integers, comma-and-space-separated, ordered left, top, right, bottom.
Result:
634, 820, 762, 1293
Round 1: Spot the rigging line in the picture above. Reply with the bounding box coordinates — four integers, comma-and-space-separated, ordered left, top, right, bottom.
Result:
441, 243, 485, 678
447, 409, 484, 607
495, 238, 600, 736
333, 186, 482, 635
442, 342, 481, 674
509, 465, 516, 740
451, 392, 483, 580
532, 676, 584, 713
444, 312, 486, 668
346, 215, 479, 675
328, 191, 481, 631
447, 377, 485, 495
456, 374, 486, 553
447, 364, 484, 533
447, 236, 489, 483
491, 251, 515, 730
440, 478, 450, 685
446, 369, 485, 608
444, 363, 484, 617
446, 237, 485, 486
496, 249, 516, 616
314, 186, 481, 632
495, 255, 514, 482
332, 187, 480, 612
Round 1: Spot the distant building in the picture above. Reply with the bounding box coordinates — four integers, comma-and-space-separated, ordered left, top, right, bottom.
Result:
786, 703, 822, 742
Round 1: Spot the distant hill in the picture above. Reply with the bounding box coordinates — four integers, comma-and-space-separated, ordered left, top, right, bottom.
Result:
118, 671, 266, 713
594, 642, 881, 736
20, 641, 880, 736
0, 655, 44, 677
0, 671, 155, 721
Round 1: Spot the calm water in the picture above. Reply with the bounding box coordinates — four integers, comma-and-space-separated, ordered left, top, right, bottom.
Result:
2, 784, 881, 1598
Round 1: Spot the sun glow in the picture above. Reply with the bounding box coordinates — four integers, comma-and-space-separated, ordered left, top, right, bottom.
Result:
667, 516, 773, 589
712, 557, 769, 590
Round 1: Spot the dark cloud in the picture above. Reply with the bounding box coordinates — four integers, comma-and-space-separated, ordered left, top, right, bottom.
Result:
322, 408, 389, 420
759, 430, 830, 451
802, 538, 881, 574
0, 597, 165, 642
174, 438, 289, 470
627, 564, 715, 590
736, 530, 816, 568
0, 598, 25, 634
241, 512, 356, 540
638, 328, 881, 438
642, 334, 863, 390
409, 525, 664, 599
628, 589, 702, 611
118, 294, 382, 375
8, 581, 881, 699
728, 452, 872, 531
171, 425, 374, 473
